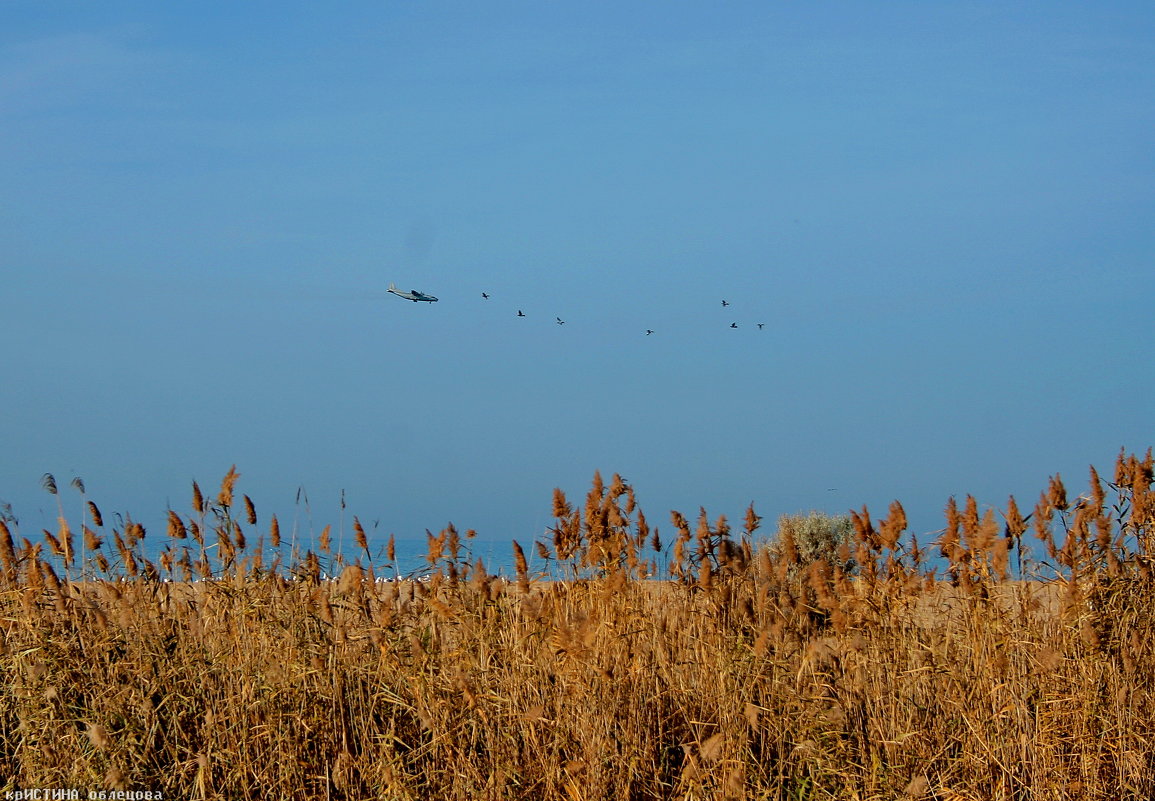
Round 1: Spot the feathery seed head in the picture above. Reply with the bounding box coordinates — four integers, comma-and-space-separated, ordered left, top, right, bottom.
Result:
1047, 474, 1068, 512
217, 465, 240, 509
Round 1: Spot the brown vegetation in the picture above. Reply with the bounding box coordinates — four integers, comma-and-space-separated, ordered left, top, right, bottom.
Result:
2, 451, 1155, 799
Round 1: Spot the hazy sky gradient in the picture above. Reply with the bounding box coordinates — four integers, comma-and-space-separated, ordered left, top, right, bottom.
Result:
3, 2, 1153, 564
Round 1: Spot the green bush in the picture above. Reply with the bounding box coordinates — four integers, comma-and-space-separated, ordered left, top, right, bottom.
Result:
770, 510, 857, 573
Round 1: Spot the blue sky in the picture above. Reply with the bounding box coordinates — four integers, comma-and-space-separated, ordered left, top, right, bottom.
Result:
3, 2, 1153, 566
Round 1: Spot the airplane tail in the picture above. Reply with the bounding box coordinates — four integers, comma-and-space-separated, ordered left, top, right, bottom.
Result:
388, 282, 397, 291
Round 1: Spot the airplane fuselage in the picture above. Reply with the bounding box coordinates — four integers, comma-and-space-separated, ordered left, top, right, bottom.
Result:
388, 283, 438, 302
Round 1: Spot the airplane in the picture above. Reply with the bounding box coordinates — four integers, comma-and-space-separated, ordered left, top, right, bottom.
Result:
387, 283, 438, 303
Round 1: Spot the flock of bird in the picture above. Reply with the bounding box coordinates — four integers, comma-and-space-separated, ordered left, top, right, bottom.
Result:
477, 291, 765, 335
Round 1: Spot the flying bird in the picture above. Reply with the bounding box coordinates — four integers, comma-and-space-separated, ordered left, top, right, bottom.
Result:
721, 300, 730, 307
556, 317, 565, 325
645, 329, 654, 336
757, 323, 765, 330
517, 310, 525, 317
481, 292, 490, 299
730, 323, 738, 329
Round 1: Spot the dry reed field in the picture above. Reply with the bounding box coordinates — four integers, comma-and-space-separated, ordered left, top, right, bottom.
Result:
2, 452, 1155, 799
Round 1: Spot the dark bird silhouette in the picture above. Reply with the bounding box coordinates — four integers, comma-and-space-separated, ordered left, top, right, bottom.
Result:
721, 299, 730, 307
517, 310, 525, 317
757, 323, 765, 330
481, 292, 490, 299
556, 317, 565, 325
645, 329, 654, 336
730, 322, 738, 329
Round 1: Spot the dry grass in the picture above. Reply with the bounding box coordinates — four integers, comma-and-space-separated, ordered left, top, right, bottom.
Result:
2, 451, 1155, 799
